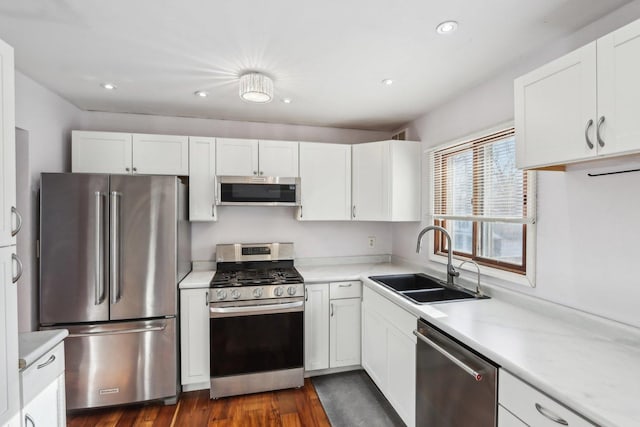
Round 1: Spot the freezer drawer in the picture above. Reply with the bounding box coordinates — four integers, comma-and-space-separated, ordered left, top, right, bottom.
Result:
59, 318, 177, 410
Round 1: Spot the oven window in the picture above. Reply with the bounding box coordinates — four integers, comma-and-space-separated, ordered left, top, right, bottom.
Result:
210, 311, 303, 377
220, 183, 297, 203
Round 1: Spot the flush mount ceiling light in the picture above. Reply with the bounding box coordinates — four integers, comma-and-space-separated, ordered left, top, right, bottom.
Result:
101, 82, 117, 90
194, 90, 209, 98
436, 20, 458, 34
239, 72, 273, 103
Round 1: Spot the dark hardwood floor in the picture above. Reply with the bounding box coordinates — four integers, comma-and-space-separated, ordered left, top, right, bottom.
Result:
66, 379, 331, 427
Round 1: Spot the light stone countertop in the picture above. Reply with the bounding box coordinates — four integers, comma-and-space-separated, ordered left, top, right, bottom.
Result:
18, 329, 68, 370
179, 270, 216, 289
179, 262, 640, 426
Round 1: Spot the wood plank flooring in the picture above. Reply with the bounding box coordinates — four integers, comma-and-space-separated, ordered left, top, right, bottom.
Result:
66, 379, 331, 427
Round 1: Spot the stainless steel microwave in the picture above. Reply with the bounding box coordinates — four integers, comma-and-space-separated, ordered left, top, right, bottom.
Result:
216, 176, 301, 206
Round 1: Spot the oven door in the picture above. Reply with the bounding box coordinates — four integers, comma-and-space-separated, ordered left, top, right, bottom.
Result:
209, 297, 304, 396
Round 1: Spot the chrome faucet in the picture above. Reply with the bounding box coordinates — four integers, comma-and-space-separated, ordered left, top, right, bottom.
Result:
416, 225, 459, 286
458, 260, 483, 296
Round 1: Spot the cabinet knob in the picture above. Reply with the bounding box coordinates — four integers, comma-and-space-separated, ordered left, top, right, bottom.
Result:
133, 167, 137, 172
125, 167, 130, 172
253, 171, 257, 175
259, 171, 264, 175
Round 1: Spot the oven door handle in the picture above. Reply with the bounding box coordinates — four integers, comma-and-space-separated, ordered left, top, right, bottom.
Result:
210, 300, 303, 317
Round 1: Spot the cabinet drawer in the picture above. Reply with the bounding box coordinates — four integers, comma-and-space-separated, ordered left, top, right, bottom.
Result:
330, 281, 361, 299
499, 370, 595, 426
21, 342, 65, 404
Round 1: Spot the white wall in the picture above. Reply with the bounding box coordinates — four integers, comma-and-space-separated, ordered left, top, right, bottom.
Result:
15, 71, 84, 331
393, 0, 640, 328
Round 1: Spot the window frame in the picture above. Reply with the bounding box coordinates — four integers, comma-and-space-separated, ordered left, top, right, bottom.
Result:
426, 122, 537, 288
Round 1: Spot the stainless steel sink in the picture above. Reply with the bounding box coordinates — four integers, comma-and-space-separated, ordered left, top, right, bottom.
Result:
369, 273, 488, 304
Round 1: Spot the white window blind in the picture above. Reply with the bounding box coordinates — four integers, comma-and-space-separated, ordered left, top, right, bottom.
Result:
430, 127, 535, 224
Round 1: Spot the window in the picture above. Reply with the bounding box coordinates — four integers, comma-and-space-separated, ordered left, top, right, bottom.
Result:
430, 127, 534, 274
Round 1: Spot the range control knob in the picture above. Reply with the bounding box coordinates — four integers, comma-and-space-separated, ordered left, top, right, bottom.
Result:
231, 289, 241, 300
216, 290, 227, 301
252, 287, 263, 298
287, 286, 297, 296
274, 286, 284, 297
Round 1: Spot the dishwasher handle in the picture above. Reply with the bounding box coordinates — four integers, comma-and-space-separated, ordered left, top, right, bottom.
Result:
413, 329, 483, 382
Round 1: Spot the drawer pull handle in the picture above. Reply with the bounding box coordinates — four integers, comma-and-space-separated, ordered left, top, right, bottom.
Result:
36, 354, 55, 369
584, 119, 594, 149
338, 283, 353, 288
596, 116, 606, 148
535, 403, 568, 425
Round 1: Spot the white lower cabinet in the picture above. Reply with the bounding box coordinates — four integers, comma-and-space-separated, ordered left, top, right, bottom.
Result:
20, 342, 66, 427
498, 369, 595, 426
304, 284, 330, 371
498, 405, 527, 427
361, 286, 416, 427
180, 288, 210, 390
305, 282, 362, 372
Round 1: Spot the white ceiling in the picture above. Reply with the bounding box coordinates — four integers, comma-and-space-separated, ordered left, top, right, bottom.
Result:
0, 0, 632, 131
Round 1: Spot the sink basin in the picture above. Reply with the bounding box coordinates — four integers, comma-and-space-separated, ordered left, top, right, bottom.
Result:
369, 273, 445, 292
402, 288, 476, 303
369, 273, 489, 304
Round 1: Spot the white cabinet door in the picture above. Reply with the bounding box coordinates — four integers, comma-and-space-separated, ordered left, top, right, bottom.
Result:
216, 138, 259, 176
352, 141, 390, 221
498, 405, 527, 427
72, 131, 133, 174
386, 324, 416, 427
329, 298, 360, 368
304, 284, 329, 371
180, 288, 210, 387
389, 141, 420, 221
361, 305, 387, 390
189, 137, 217, 221
258, 140, 299, 177
515, 44, 597, 169
597, 19, 640, 157
21, 379, 60, 427
132, 134, 189, 175
298, 142, 351, 221
0, 38, 15, 248
0, 247, 18, 426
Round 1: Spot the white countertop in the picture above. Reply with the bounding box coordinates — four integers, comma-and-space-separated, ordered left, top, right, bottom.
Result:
179, 270, 215, 288
180, 262, 640, 425
18, 329, 68, 370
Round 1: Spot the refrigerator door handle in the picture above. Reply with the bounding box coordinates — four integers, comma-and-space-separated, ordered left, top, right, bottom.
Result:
95, 192, 105, 305
67, 323, 167, 338
110, 191, 121, 304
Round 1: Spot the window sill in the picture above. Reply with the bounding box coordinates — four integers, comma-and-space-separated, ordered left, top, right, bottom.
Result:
428, 252, 535, 289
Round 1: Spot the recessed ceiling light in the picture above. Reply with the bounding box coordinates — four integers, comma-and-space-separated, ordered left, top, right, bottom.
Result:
282, 98, 292, 104
101, 82, 117, 90
436, 20, 458, 34
194, 90, 209, 98
382, 79, 394, 86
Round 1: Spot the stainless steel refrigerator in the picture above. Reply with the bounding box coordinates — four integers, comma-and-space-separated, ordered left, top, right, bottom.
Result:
39, 173, 191, 410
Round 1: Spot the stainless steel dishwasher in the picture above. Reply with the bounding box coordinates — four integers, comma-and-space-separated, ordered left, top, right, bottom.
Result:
415, 318, 498, 426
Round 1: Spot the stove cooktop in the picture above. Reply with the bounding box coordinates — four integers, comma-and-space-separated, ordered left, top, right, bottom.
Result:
210, 267, 303, 288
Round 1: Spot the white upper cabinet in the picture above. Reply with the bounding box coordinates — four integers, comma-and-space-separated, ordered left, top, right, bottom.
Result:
215, 138, 259, 176
0, 39, 16, 248
188, 137, 217, 222
516, 18, 640, 169
131, 134, 188, 175
515, 44, 596, 169
72, 131, 133, 174
298, 142, 351, 221
72, 131, 188, 175
596, 20, 640, 157
216, 138, 298, 177
258, 140, 299, 177
352, 140, 420, 222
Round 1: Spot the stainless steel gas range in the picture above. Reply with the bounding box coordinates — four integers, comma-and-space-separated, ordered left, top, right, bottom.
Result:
208, 243, 304, 399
